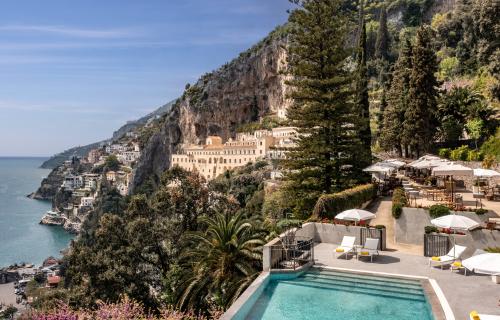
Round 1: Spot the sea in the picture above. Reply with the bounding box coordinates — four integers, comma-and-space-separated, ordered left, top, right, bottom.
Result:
0, 157, 74, 268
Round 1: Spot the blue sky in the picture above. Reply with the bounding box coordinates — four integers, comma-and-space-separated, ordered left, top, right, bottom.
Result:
0, 0, 292, 156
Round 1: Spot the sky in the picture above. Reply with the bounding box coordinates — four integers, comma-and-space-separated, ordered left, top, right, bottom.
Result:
0, 0, 292, 157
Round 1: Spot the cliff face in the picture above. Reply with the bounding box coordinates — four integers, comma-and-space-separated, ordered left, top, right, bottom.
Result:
133, 31, 289, 189
29, 166, 66, 200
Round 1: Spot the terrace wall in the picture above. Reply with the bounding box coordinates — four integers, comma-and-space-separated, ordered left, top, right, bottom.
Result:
395, 207, 500, 256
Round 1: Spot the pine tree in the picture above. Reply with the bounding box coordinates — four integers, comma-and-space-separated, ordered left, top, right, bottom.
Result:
403, 25, 439, 158
380, 38, 413, 156
354, 0, 372, 171
375, 7, 390, 61
284, 0, 361, 215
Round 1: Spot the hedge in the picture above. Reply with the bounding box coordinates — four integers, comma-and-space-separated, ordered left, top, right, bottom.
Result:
312, 184, 376, 219
429, 204, 450, 218
392, 188, 407, 219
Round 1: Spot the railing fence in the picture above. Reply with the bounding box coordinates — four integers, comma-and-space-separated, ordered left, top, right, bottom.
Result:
360, 227, 386, 251
424, 233, 450, 257
269, 237, 314, 270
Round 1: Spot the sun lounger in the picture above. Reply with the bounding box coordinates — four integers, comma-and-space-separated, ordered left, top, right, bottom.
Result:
357, 238, 380, 262
470, 311, 500, 320
334, 236, 356, 260
429, 245, 467, 269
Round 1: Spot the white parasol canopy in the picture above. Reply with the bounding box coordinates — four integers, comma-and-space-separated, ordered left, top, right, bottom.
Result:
413, 159, 449, 169
432, 163, 473, 176
473, 168, 500, 178
462, 253, 500, 275
363, 164, 394, 173
430, 214, 480, 230
408, 155, 442, 167
336, 209, 376, 222
384, 159, 406, 168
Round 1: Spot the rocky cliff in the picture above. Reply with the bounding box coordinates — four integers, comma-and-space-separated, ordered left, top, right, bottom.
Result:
29, 166, 66, 200
132, 27, 290, 189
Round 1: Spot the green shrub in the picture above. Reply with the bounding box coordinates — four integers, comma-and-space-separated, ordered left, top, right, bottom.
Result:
450, 145, 470, 161
391, 188, 407, 219
480, 128, 500, 161
425, 226, 439, 234
392, 203, 403, 219
438, 148, 451, 159
474, 208, 488, 215
429, 204, 450, 218
375, 225, 386, 229
467, 150, 483, 161
313, 184, 376, 219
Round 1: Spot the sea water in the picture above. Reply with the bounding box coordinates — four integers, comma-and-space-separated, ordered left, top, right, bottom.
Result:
0, 157, 74, 267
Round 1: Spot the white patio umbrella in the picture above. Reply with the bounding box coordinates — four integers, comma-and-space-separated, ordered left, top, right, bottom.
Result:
412, 159, 449, 169
408, 155, 441, 167
336, 209, 376, 225
431, 214, 480, 258
430, 215, 480, 231
473, 168, 500, 178
363, 164, 394, 173
433, 163, 473, 199
462, 253, 500, 275
384, 159, 406, 168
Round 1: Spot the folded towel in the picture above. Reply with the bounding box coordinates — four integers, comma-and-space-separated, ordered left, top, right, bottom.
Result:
431, 256, 440, 261
470, 310, 480, 320
360, 251, 369, 256
335, 248, 344, 253
452, 261, 462, 268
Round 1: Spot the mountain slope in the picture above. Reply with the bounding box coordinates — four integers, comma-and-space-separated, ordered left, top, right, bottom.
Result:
40, 101, 175, 169
132, 26, 290, 190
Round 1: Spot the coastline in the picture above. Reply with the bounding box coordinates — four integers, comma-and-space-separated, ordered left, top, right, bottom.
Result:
0, 157, 74, 269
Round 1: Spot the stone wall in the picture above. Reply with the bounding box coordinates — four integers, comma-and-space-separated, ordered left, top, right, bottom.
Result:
395, 207, 500, 257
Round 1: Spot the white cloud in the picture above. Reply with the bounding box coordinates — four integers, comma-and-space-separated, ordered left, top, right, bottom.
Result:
0, 25, 137, 38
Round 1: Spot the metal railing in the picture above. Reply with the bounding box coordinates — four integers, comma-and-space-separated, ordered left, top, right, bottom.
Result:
269, 237, 314, 270
424, 233, 450, 257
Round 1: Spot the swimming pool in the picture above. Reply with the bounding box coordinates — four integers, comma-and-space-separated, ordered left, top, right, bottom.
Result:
234, 268, 435, 320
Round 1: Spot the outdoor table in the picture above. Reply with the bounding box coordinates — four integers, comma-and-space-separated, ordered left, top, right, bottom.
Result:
473, 193, 485, 208
408, 190, 420, 206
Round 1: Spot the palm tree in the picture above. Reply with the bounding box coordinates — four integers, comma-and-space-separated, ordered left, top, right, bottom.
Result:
177, 211, 265, 311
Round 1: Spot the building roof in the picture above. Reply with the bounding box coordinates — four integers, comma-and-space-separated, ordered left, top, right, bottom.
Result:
47, 275, 61, 285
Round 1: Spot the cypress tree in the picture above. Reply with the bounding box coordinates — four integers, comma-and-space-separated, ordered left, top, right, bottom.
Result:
380, 38, 413, 156
284, 0, 361, 214
355, 0, 372, 172
403, 25, 438, 158
375, 7, 390, 61
376, 87, 387, 139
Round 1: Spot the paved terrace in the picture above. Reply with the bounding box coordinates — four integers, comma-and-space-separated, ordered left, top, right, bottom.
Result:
313, 242, 500, 319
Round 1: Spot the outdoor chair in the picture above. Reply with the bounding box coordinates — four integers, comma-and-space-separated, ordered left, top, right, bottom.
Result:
469, 310, 500, 320
334, 236, 356, 260
429, 245, 467, 269
357, 238, 380, 262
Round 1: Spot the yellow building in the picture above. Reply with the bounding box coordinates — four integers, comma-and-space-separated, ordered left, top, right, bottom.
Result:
171, 127, 296, 180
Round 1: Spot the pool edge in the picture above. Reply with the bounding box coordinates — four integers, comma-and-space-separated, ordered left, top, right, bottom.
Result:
221, 264, 454, 320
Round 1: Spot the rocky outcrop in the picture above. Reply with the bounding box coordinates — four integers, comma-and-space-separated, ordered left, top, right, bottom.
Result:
132, 28, 290, 189
29, 166, 66, 200
40, 214, 66, 226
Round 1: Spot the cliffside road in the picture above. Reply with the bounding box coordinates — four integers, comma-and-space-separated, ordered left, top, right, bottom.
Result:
367, 196, 423, 255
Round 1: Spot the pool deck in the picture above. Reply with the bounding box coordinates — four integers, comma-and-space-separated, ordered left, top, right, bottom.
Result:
314, 242, 500, 320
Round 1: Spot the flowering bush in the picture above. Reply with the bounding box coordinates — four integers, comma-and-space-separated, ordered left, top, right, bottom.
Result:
26, 297, 222, 320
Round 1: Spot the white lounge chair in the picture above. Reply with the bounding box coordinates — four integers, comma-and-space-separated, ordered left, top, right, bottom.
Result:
469, 311, 500, 320
429, 245, 467, 269
334, 236, 356, 260
357, 238, 380, 262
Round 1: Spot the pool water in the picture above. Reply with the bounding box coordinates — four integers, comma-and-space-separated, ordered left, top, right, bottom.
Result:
244, 269, 434, 320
